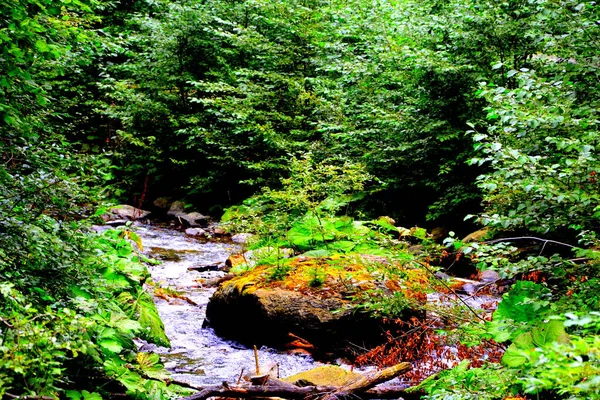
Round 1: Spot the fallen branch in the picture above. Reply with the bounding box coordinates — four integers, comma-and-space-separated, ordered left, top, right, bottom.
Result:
177, 382, 421, 400
4, 394, 55, 400
200, 274, 234, 287
320, 362, 411, 400
484, 236, 576, 249
418, 260, 487, 323
177, 362, 415, 400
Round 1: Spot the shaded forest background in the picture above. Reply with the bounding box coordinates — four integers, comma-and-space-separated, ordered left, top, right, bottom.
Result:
1, 0, 600, 398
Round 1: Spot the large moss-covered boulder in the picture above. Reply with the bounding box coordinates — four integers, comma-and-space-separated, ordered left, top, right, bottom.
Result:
205, 256, 426, 358
206, 284, 374, 354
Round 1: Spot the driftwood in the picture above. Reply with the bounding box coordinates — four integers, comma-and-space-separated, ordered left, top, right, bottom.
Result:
200, 273, 235, 287
188, 262, 223, 272
177, 383, 422, 400
178, 362, 416, 400
320, 362, 411, 400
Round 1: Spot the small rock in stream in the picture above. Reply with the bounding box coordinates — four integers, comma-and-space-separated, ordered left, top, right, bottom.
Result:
213, 227, 228, 236
232, 233, 254, 244
434, 271, 451, 280
480, 270, 500, 282
186, 228, 207, 236
188, 262, 223, 272
104, 219, 129, 226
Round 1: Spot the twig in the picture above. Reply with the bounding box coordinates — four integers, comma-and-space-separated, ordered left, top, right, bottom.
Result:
3, 151, 14, 165
484, 236, 576, 249
321, 363, 412, 400
253, 345, 260, 375
237, 368, 246, 385
471, 281, 497, 297
5, 394, 54, 400
168, 379, 200, 390
416, 260, 487, 323
539, 240, 548, 256
567, 257, 590, 263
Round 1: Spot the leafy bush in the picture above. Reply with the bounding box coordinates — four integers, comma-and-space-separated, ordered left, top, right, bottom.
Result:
0, 224, 185, 398
222, 154, 374, 232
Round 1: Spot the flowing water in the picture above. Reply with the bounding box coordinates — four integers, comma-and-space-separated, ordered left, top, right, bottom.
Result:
132, 223, 500, 388
134, 224, 325, 387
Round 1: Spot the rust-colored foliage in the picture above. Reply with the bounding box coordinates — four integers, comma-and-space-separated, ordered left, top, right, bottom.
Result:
522, 270, 548, 283
354, 318, 503, 384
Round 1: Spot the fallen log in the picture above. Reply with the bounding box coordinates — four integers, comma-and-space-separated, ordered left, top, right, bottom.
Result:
320, 362, 411, 400
177, 382, 423, 400
199, 273, 234, 287
178, 362, 416, 400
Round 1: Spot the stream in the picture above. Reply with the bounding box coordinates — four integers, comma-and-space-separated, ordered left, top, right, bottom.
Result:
134, 223, 326, 387
132, 223, 500, 388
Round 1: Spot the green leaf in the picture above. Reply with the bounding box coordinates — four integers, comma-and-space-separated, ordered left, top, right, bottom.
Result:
3, 114, 16, 125
502, 321, 569, 367
98, 339, 123, 353
35, 39, 51, 53
66, 391, 82, 400
82, 391, 103, 400
136, 292, 170, 347
126, 231, 144, 251
502, 335, 535, 367
531, 320, 569, 347
100, 267, 131, 288
330, 240, 355, 253
302, 249, 332, 257
136, 352, 169, 380
287, 216, 336, 250
494, 281, 550, 323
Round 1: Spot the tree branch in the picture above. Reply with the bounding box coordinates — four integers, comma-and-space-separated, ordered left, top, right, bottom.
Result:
484, 236, 576, 249
177, 363, 416, 400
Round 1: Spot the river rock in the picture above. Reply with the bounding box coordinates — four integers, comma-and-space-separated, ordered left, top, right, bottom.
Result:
480, 269, 500, 282
430, 226, 449, 242
462, 228, 490, 243
282, 365, 361, 387
103, 205, 151, 221
185, 212, 209, 225
167, 201, 186, 215
153, 197, 172, 209
232, 233, 254, 244
461, 283, 478, 295
167, 201, 209, 227
185, 228, 206, 236
225, 254, 247, 271
205, 283, 413, 358
212, 227, 227, 236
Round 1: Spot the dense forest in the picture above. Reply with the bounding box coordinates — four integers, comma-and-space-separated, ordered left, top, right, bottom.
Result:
1, 0, 600, 398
